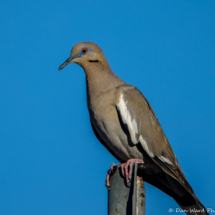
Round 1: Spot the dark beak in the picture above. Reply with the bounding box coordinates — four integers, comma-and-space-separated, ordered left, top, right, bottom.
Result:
59, 56, 76, 70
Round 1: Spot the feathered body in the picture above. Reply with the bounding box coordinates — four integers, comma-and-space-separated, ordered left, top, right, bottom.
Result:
59, 42, 209, 215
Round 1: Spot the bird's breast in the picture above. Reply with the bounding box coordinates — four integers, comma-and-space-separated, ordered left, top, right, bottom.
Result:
89, 102, 144, 162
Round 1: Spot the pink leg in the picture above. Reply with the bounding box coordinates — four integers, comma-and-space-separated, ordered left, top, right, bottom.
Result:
105, 158, 144, 188
105, 163, 116, 188
120, 158, 144, 184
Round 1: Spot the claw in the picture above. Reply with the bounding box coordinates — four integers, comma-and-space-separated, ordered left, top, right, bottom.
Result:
110, 163, 115, 171
105, 163, 116, 189
122, 158, 144, 187
105, 159, 144, 188
120, 163, 125, 176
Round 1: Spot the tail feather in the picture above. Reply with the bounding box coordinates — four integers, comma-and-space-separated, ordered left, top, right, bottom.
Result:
176, 195, 209, 215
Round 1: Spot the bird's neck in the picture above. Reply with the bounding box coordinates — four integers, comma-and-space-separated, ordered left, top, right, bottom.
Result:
84, 64, 125, 100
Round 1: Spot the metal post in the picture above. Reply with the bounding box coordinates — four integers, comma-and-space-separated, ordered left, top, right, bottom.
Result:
108, 164, 145, 215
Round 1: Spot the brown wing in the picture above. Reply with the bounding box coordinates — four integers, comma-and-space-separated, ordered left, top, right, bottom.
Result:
117, 86, 193, 194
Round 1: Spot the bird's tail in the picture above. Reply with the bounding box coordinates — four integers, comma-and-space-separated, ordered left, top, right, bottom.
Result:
176, 195, 209, 215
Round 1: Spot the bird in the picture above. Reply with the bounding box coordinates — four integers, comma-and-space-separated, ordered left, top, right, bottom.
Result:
59, 42, 209, 215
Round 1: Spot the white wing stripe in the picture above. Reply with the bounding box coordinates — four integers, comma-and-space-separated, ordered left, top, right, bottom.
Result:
117, 93, 139, 144
117, 92, 173, 165
158, 155, 173, 165
139, 136, 154, 157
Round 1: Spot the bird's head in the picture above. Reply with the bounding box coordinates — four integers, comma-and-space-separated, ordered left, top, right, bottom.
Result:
59, 42, 108, 71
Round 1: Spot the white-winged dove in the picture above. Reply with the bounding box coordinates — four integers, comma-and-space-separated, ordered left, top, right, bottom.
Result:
59, 42, 209, 215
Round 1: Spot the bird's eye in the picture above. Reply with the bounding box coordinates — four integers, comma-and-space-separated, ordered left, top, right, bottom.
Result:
81, 48, 88, 54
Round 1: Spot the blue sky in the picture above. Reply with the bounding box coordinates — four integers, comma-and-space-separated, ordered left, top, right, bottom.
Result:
0, 0, 215, 214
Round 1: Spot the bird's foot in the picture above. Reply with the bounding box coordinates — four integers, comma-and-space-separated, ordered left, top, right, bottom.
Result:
105, 163, 116, 189
120, 158, 144, 186
105, 158, 144, 189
